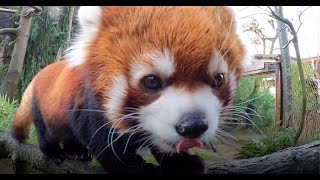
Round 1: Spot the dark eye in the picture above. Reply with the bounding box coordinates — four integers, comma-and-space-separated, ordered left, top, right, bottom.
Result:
141, 75, 162, 92
211, 73, 225, 89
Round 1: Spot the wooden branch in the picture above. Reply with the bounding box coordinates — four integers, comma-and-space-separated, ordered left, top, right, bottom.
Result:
0, 28, 17, 35
0, 8, 18, 14
207, 140, 320, 174
0, 131, 319, 174
273, 38, 294, 50
0, 131, 105, 174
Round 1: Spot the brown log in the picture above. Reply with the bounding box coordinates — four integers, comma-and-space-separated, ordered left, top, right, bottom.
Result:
0, 131, 105, 174
207, 140, 319, 174
0, 131, 319, 174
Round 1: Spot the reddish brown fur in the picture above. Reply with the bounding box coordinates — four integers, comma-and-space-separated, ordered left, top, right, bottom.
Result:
85, 7, 244, 124
12, 6, 245, 134
32, 61, 91, 126
12, 60, 91, 142
12, 79, 35, 141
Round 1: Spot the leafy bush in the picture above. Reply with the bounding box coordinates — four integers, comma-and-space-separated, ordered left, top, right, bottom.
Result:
237, 127, 295, 158
0, 94, 37, 144
311, 131, 320, 141
233, 76, 275, 130
0, 94, 18, 131
290, 63, 319, 111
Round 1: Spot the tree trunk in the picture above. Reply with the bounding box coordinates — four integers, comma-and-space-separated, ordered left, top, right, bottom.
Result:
0, 6, 33, 100
274, 6, 292, 127
66, 6, 75, 44
0, 131, 319, 174
55, 6, 75, 62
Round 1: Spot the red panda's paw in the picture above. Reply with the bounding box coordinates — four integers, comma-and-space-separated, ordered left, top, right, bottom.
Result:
65, 152, 92, 161
45, 151, 66, 165
63, 141, 92, 161
41, 145, 66, 165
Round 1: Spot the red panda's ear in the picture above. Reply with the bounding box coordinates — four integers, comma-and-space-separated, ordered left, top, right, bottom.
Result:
77, 6, 102, 33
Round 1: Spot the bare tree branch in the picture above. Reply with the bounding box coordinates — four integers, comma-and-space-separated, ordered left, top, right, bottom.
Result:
267, 6, 295, 36
273, 38, 294, 50
240, 13, 271, 20
0, 8, 18, 14
296, 6, 312, 33
255, 6, 270, 14
239, 6, 251, 12
0, 28, 17, 35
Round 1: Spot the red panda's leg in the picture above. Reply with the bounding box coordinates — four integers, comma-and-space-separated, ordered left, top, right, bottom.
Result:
32, 97, 66, 164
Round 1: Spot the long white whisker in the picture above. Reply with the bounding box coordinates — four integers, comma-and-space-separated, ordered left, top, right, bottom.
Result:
137, 138, 153, 153
123, 125, 143, 155
216, 129, 237, 140
89, 112, 140, 147
234, 94, 266, 106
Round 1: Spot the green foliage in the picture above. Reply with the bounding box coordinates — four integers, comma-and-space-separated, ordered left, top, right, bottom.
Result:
0, 94, 38, 144
234, 76, 275, 130
25, 125, 38, 145
290, 63, 319, 111
0, 38, 15, 75
0, 64, 9, 76
145, 150, 159, 166
0, 94, 18, 131
192, 148, 212, 160
237, 127, 295, 158
311, 131, 320, 141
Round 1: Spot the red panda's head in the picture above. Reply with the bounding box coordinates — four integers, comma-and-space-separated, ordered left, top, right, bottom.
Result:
66, 6, 245, 153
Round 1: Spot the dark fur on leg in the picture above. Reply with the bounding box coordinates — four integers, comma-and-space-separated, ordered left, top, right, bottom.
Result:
32, 95, 66, 164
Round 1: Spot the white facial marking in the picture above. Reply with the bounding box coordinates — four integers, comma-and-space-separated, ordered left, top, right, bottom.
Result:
139, 86, 222, 153
149, 50, 175, 78
65, 6, 102, 67
130, 63, 153, 87
104, 75, 128, 121
208, 52, 228, 75
130, 50, 175, 87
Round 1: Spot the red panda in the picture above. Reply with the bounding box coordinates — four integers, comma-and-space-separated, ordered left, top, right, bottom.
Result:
11, 6, 245, 174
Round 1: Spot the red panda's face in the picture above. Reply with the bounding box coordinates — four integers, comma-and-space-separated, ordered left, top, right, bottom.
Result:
67, 6, 245, 153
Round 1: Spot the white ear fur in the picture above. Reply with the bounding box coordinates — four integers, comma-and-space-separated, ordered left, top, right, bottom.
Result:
65, 6, 102, 67
78, 6, 102, 31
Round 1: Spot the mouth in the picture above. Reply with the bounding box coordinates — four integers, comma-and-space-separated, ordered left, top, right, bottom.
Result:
176, 138, 204, 153
162, 138, 204, 153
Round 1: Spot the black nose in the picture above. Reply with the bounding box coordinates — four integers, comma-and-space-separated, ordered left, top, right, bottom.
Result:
175, 112, 208, 138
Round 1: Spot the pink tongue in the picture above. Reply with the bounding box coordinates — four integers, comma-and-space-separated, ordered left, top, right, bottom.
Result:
176, 139, 203, 153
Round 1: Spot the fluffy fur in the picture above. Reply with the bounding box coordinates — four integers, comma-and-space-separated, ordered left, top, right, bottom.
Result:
11, 6, 245, 174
